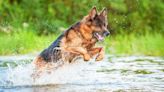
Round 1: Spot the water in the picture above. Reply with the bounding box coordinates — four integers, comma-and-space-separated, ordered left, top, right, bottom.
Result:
0, 55, 164, 92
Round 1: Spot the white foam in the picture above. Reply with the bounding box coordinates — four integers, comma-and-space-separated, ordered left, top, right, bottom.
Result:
4, 59, 97, 87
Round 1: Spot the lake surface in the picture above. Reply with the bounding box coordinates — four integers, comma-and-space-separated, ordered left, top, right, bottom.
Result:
0, 55, 164, 92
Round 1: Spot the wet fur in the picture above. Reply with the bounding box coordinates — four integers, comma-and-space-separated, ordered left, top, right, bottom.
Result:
32, 7, 109, 79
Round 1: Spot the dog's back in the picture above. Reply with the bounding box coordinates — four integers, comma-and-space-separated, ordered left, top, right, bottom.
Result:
39, 34, 64, 62
38, 23, 80, 63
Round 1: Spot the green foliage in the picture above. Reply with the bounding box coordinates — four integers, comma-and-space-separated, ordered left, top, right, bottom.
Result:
0, 0, 164, 55
0, 0, 164, 34
105, 33, 164, 56
0, 32, 163, 56
0, 31, 57, 55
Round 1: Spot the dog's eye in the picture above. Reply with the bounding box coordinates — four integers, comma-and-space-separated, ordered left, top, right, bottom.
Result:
104, 23, 106, 27
89, 19, 92, 22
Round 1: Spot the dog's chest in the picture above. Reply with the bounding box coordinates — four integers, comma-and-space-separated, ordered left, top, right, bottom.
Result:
82, 38, 96, 48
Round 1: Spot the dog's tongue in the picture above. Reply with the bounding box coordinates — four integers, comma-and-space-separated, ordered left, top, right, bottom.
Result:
96, 33, 104, 41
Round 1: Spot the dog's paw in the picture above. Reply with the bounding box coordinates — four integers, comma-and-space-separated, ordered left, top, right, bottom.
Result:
84, 54, 91, 61
95, 54, 104, 61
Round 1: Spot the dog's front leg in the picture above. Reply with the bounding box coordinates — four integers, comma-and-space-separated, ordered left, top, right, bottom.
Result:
64, 47, 91, 61
88, 47, 104, 61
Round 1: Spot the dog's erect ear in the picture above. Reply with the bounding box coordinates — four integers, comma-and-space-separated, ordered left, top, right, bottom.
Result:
88, 6, 97, 20
100, 8, 107, 18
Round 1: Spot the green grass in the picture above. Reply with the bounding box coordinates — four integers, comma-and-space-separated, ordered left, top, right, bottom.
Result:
105, 33, 164, 56
0, 31, 57, 55
0, 31, 164, 56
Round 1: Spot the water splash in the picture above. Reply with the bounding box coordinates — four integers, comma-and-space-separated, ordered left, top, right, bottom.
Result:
0, 55, 164, 92
0, 58, 100, 87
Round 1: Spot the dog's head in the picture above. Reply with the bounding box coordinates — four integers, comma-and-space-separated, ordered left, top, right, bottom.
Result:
82, 7, 110, 41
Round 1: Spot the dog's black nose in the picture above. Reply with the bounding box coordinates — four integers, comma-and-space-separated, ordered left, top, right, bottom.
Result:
104, 31, 110, 36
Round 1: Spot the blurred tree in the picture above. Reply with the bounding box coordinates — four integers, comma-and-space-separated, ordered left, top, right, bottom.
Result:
0, 0, 163, 35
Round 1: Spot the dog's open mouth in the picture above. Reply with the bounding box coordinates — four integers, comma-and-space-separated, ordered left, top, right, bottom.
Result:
94, 32, 104, 41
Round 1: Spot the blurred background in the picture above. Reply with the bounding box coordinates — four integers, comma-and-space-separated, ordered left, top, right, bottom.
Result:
0, 0, 164, 56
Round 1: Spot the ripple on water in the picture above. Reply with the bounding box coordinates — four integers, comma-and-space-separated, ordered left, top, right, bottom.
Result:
0, 55, 163, 92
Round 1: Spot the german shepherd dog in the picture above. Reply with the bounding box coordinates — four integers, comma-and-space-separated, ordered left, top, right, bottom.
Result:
32, 7, 110, 78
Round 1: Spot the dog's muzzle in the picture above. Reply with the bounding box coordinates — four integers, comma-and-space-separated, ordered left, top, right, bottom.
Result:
93, 30, 110, 41
103, 30, 110, 37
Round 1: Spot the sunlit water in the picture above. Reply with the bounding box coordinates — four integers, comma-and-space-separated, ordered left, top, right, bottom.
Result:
0, 55, 164, 92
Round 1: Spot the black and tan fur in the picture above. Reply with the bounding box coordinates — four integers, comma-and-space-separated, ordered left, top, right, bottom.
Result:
32, 7, 110, 78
